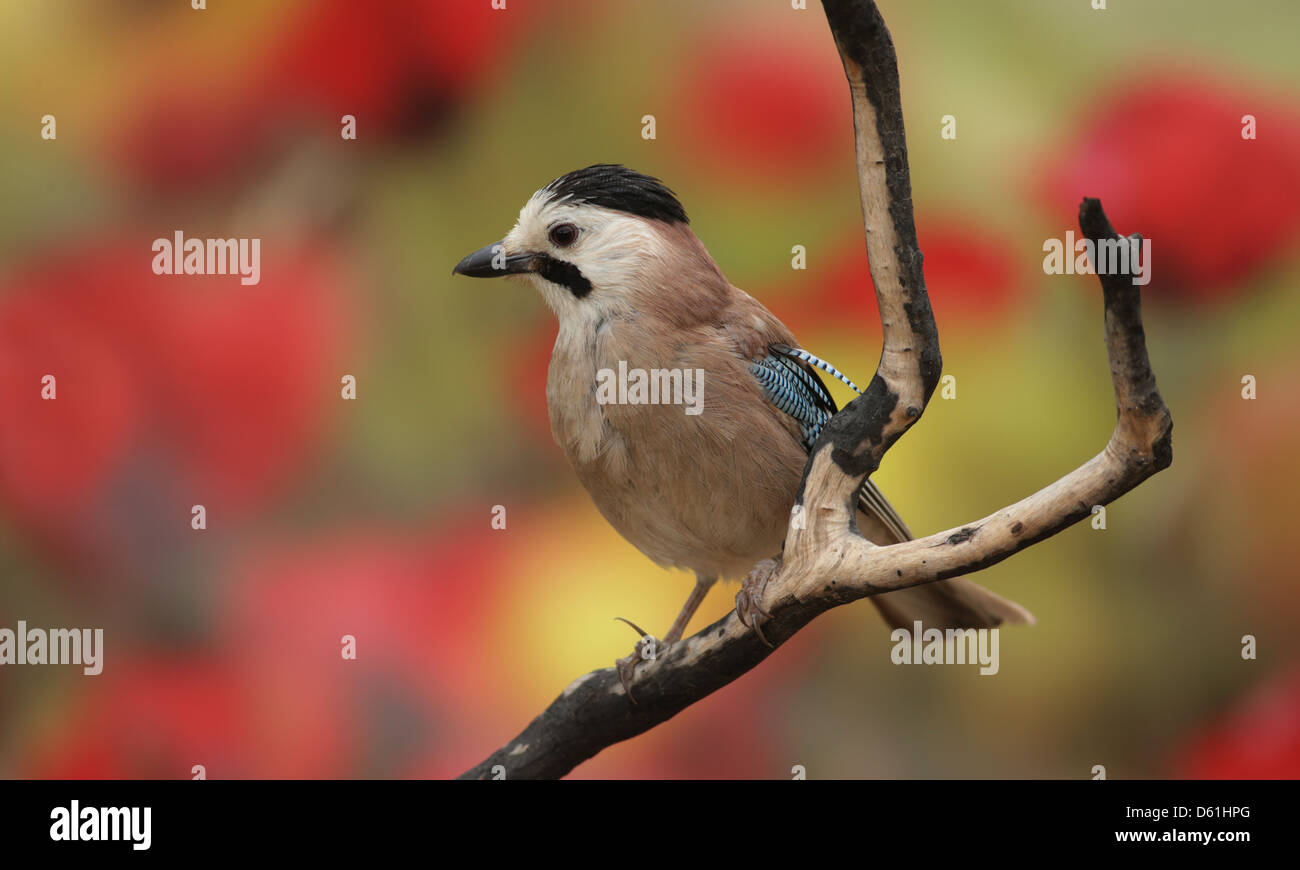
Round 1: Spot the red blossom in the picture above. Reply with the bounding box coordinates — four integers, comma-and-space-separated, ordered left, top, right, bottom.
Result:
0, 235, 353, 571
1173, 668, 1300, 779
113, 0, 541, 192
23, 657, 254, 779
780, 216, 1023, 333
218, 522, 508, 777
673, 27, 850, 186
1036, 71, 1300, 301
266, 0, 521, 131
23, 521, 508, 778
0, 297, 139, 522
501, 319, 557, 443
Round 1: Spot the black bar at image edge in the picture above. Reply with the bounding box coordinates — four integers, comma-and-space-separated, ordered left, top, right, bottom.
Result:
0, 780, 1286, 856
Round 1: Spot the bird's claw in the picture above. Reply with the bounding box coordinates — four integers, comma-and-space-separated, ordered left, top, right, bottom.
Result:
613, 617, 660, 704
735, 558, 779, 647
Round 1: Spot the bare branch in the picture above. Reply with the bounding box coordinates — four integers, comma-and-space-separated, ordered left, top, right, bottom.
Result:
459, 0, 1172, 780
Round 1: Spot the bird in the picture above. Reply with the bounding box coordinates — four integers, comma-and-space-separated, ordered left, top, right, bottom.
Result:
453, 164, 1032, 687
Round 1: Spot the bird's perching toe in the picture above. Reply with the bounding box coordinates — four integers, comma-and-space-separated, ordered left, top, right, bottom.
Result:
735, 559, 780, 648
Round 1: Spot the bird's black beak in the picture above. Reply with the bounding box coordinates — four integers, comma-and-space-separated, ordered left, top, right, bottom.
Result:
451, 241, 533, 278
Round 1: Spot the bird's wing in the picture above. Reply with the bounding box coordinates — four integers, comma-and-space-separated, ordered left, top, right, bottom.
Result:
730, 303, 1030, 626
749, 343, 913, 543
748, 345, 838, 450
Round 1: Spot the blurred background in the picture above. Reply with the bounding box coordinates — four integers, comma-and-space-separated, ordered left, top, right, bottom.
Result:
1, 0, 1298, 779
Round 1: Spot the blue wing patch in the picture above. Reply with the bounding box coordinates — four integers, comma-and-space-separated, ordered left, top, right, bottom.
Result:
769, 343, 861, 393
750, 344, 861, 450
750, 344, 913, 542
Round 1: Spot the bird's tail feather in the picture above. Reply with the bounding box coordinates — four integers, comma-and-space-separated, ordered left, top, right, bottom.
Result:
869, 575, 1036, 630
858, 480, 1034, 630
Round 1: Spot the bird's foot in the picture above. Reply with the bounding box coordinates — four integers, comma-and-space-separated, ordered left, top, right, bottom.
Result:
613, 617, 661, 704
735, 558, 779, 647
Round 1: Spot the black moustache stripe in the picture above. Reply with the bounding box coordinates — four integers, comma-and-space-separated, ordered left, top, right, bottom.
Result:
533, 254, 592, 298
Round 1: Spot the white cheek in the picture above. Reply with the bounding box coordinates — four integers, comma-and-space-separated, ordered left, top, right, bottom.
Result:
509, 207, 668, 326
573, 221, 664, 292
524, 273, 578, 315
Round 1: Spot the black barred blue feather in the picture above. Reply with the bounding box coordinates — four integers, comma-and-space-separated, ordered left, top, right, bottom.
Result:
769, 343, 861, 394
750, 356, 834, 449
751, 344, 913, 543
751, 345, 858, 450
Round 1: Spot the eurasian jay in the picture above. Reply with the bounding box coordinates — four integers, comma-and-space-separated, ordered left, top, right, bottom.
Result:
454, 164, 1031, 681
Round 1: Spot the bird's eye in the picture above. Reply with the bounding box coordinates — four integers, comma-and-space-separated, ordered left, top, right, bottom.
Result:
548, 222, 579, 248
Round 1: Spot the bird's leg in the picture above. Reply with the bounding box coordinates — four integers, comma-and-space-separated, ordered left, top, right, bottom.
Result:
614, 574, 717, 702
663, 574, 717, 645
735, 558, 779, 647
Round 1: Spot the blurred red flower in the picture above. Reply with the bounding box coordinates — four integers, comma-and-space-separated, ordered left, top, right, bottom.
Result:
0, 295, 140, 527
501, 319, 557, 443
24, 656, 255, 779
1173, 667, 1300, 779
24, 519, 508, 778
113, 88, 279, 195
778, 215, 1023, 333
221, 521, 508, 777
0, 234, 352, 572
267, 0, 521, 134
1036, 70, 1300, 302
114, 0, 542, 193
673, 26, 849, 186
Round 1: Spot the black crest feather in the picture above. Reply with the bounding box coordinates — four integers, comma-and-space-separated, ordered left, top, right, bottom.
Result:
542, 164, 688, 225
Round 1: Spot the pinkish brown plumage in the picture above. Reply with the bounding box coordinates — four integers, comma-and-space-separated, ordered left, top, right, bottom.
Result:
453, 165, 1031, 666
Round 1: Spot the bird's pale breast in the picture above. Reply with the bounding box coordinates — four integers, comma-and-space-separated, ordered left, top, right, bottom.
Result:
546, 314, 808, 579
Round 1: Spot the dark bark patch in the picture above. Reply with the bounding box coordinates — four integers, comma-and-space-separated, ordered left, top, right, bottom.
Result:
946, 526, 978, 545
